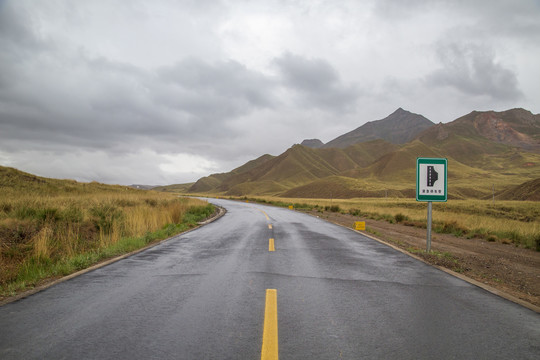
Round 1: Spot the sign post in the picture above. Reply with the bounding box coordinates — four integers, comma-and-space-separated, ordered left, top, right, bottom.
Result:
416, 158, 447, 252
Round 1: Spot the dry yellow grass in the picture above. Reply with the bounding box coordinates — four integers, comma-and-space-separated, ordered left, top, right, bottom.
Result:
0, 191, 210, 288
33, 224, 53, 259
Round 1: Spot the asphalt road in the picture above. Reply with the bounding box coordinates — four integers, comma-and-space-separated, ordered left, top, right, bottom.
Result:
1, 199, 539, 359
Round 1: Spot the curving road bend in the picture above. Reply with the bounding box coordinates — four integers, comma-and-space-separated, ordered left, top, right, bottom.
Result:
1, 199, 539, 359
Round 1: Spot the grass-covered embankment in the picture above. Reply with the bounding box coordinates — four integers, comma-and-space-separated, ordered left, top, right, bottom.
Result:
0, 190, 214, 298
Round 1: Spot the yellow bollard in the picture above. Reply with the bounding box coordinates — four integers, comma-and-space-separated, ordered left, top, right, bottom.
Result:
354, 221, 365, 231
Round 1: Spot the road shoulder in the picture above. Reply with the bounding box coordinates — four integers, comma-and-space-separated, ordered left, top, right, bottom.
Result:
302, 209, 540, 313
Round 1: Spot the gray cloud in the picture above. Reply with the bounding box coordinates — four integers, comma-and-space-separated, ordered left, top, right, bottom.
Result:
426, 42, 523, 101
459, 0, 540, 40
0, 1, 41, 49
375, 0, 540, 41
0, 36, 274, 157
0, 0, 538, 185
273, 52, 360, 111
158, 57, 277, 117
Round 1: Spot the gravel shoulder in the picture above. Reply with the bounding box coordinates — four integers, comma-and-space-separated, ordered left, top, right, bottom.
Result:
303, 210, 540, 309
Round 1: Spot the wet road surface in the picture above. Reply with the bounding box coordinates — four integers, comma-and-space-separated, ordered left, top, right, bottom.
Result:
1, 199, 539, 359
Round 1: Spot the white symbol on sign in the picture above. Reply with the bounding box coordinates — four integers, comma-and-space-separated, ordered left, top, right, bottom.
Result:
427, 166, 438, 187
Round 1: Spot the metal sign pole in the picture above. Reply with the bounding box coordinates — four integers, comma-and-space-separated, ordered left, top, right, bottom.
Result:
427, 201, 432, 252
417, 158, 447, 253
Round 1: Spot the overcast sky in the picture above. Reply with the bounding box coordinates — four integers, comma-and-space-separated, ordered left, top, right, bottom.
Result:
1, 0, 539, 185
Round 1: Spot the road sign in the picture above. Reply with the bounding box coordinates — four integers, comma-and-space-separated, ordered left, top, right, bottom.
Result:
416, 158, 447, 202
416, 157, 447, 252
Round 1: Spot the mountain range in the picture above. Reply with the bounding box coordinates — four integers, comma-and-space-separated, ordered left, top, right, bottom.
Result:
168, 107, 540, 200
317, 107, 434, 148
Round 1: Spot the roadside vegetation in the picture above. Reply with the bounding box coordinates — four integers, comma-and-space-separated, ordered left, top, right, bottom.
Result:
0, 185, 214, 298
229, 196, 540, 251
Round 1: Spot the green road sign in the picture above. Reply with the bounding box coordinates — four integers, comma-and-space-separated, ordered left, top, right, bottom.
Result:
416, 158, 447, 202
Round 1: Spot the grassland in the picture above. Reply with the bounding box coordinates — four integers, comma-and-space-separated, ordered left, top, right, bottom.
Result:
227, 196, 540, 251
0, 167, 215, 297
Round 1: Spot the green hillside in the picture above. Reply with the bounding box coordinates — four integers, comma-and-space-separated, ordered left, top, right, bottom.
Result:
153, 183, 194, 193
187, 154, 275, 193
205, 140, 399, 195
343, 140, 400, 167
224, 180, 289, 196
281, 176, 414, 198
0, 166, 138, 195
218, 145, 340, 191
188, 173, 228, 193
496, 178, 540, 201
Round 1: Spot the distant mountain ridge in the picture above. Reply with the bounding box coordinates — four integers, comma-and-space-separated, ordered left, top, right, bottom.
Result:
417, 108, 540, 151
171, 107, 540, 200
323, 108, 434, 148
300, 139, 324, 148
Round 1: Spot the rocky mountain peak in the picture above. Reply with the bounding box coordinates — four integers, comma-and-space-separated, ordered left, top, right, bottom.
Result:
323, 108, 434, 148
473, 111, 538, 149
300, 139, 324, 148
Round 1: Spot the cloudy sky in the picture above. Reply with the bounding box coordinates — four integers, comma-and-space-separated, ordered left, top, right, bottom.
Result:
1, 0, 539, 185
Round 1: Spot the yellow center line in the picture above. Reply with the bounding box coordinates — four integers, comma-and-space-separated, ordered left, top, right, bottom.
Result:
258, 209, 270, 221
261, 289, 279, 360
269, 238, 275, 252
268, 224, 272, 230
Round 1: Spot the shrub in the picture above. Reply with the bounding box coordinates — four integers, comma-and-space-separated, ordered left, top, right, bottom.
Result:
379, 214, 394, 223
182, 204, 215, 225
0, 219, 39, 246
144, 199, 158, 207
348, 208, 361, 216
435, 221, 467, 237
0, 202, 13, 213
394, 213, 407, 223
328, 205, 340, 213
61, 206, 84, 223
15, 206, 37, 220
36, 208, 60, 223
114, 199, 137, 207
90, 204, 123, 234
293, 203, 311, 210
